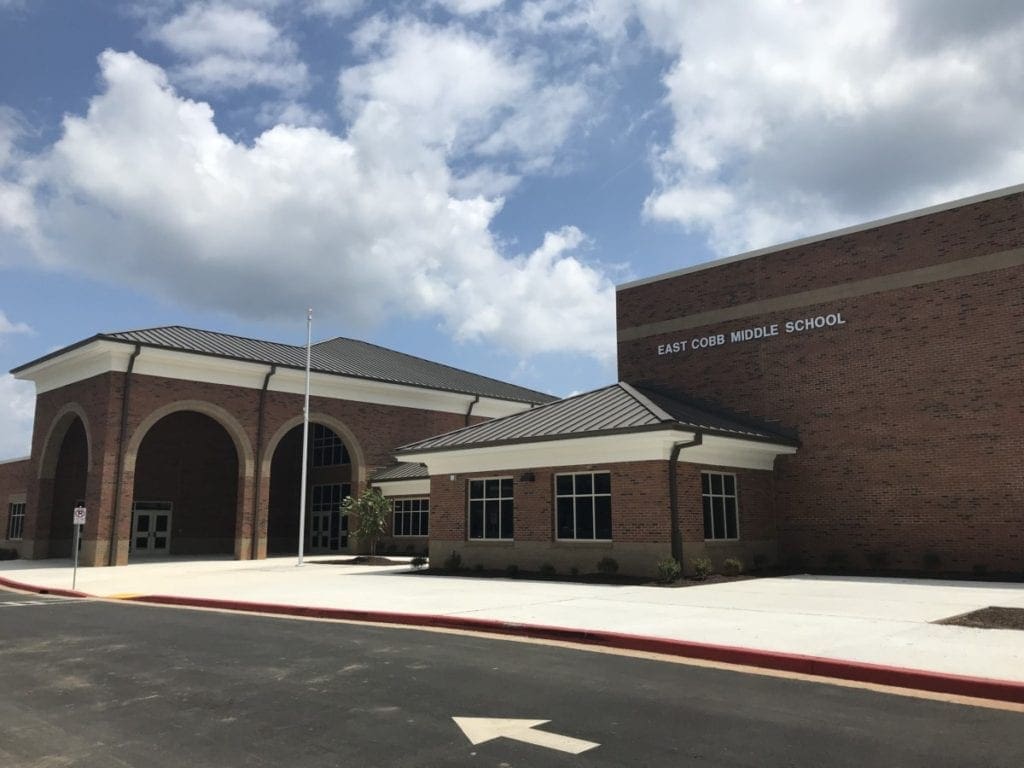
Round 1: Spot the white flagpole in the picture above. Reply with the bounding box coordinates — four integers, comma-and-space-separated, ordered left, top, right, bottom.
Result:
297, 308, 313, 566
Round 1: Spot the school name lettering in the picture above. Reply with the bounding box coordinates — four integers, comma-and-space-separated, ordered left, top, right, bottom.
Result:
657, 312, 847, 356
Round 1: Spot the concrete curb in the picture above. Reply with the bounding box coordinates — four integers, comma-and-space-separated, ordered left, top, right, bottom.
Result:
0, 574, 90, 599
116, 592, 1024, 705
4, 573, 1021, 705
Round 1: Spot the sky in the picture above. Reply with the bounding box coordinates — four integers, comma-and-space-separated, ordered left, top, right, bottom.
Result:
1, 0, 1023, 459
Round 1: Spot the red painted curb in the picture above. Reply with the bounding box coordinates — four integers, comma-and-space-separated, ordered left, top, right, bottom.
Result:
0, 574, 90, 599
120, 593, 1024, 705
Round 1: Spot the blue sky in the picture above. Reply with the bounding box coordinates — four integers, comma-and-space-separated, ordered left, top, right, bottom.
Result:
2, 0, 1023, 458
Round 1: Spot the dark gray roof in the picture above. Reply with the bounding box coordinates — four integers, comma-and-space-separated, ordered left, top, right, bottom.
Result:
13, 325, 554, 405
397, 382, 798, 453
371, 463, 430, 482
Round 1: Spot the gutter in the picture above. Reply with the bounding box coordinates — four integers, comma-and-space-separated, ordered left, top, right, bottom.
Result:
464, 395, 480, 426
668, 431, 703, 568
251, 364, 277, 560
108, 343, 142, 566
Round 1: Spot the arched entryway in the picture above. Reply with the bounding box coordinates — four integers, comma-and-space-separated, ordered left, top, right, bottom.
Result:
128, 410, 242, 557
265, 418, 362, 555
37, 408, 90, 558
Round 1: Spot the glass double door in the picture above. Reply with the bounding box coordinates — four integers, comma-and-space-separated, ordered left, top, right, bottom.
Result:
131, 501, 172, 556
309, 483, 349, 553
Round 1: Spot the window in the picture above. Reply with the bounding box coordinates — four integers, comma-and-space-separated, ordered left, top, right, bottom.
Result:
702, 472, 738, 540
312, 424, 350, 467
393, 498, 429, 537
556, 472, 611, 540
468, 478, 513, 540
6, 502, 25, 540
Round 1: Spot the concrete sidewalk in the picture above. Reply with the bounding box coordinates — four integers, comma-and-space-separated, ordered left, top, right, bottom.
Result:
3, 556, 1023, 691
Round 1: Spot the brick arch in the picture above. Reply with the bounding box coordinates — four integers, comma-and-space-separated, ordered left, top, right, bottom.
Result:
37, 403, 92, 480
123, 400, 254, 477
262, 412, 366, 486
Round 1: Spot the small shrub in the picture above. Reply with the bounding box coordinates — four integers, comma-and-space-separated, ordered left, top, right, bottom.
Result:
865, 550, 889, 570
443, 551, 463, 571
505, 563, 520, 577
692, 556, 713, 580
596, 556, 619, 575
751, 553, 767, 571
656, 557, 681, 583
922, 550, 942, 571
722, 557, 743, 577
410, 555, 427, 569
539, 563, 557, 578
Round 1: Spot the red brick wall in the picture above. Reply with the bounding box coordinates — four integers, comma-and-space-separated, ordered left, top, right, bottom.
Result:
18, 368, 489, 564
427, 460, 775, 576
0, 458, 31, 552
618, 190, 1024, 573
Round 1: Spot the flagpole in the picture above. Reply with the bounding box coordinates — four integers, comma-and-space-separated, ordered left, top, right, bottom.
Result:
297, 308, 313, 566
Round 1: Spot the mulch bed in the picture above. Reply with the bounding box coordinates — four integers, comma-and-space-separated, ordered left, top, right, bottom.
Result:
411, 567, 755, 587
310, 556, 404, 566
936, 606, 1024, 631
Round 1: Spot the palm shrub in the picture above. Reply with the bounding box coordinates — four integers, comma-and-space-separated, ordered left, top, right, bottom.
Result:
341, 487, 390, 556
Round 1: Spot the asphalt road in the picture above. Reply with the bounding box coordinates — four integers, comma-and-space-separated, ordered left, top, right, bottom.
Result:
1, 588, 1022, 768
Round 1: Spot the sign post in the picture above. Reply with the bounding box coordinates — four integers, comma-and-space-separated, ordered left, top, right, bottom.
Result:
72, 505, 86, 590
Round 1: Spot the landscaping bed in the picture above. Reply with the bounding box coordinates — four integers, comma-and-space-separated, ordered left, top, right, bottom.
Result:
936, 606, 1024, 631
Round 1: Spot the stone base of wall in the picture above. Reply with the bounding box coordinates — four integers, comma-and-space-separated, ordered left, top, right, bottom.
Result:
429, 539, 671, 578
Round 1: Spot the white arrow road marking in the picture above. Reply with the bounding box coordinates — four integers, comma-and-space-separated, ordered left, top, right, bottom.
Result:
452, 717, 600, 755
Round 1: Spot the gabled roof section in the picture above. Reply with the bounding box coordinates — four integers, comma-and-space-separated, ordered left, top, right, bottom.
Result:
371, 462, 429, 482
13, 325, 555, 405
397, 382, 797, 453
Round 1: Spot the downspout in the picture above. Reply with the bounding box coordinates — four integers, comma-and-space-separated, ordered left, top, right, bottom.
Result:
250, 364, 277, 560
108, 344, 142, 566
464, 395, 480, 426
668, 430, 703, 569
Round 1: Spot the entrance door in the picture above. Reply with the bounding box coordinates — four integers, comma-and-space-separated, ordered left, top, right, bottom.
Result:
132, 501, 172, 556
309, 484, 350, 553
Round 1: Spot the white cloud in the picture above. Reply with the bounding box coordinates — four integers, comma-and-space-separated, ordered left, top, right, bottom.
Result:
0, 310, 31, 336
340, 19, 590, 184
0, 374, 34, 459
153, 2, 309, 93
5, 50, 614, 361
304, 0, 364, 19
436, 0, 505, 15
633, 0, 1024, 254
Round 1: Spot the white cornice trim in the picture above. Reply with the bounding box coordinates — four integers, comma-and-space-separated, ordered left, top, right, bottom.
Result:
372, 478, 431, 496
398, 431, 796, 475
15, 341, 535, 417
14, 340, 135, 394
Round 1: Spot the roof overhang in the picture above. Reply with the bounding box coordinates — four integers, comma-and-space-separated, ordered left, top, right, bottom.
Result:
371, 478, 431, 496
14, 339, 532, 418
396, 428, 797, 475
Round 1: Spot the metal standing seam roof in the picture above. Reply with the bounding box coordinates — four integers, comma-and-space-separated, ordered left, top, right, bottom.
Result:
13, 325, 555, 405
370, 463, 430, 482
396, 382, 798, 453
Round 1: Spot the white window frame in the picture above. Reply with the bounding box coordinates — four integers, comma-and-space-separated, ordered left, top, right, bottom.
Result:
392, 497, 429, 537
554, 471, 612, 541
6, 501, 26, 540
467, 477, 514, 541
701, 471, 739, 541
